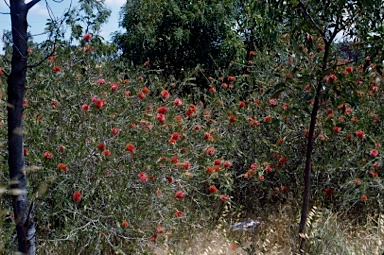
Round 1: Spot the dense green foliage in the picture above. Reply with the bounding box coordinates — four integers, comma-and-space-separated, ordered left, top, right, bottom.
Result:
115, 0, 245, 76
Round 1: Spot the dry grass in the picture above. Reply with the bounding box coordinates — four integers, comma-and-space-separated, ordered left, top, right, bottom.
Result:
150, 204, 384, 255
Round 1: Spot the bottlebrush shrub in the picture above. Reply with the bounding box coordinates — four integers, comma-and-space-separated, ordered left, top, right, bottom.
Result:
0, 38, 383, 253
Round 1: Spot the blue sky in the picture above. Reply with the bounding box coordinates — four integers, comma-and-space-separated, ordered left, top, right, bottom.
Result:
0, 0, 126, 51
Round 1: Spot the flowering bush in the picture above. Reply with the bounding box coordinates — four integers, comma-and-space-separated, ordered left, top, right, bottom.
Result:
0, 30, 383, 253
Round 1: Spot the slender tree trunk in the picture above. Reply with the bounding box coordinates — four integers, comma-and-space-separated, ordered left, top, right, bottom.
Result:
8, 0, 40, 254
299, 43, 330, 252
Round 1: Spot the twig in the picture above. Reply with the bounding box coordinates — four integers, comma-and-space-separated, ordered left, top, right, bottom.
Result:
297, 0, 326, 39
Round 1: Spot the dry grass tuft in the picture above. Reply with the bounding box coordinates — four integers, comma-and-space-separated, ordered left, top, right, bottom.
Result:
150, 204, 384, 255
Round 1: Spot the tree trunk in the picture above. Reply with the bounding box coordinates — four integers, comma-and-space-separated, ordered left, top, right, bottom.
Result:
8, 0, 40, 254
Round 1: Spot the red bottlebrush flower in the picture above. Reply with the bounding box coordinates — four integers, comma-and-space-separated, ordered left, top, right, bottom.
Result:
157, 113, 165, 123
249, 51, 256, 56
208, 185, 218, 193
258, 175, 265, 181
325, 188, 333, 197
317, 134, 325, 140
52, 66, 61, 73
97, 143, 106, 151
142, 87, 150, 94
361, 195, 367, 201
175, 190, 185, 199
279, 157, 287, 164
51, 100, 59, 108
97, 78, 105, 85
73, 191, 82, 202
193, 125, 201, 131
269, 99, 277, 106
250, 163, 258, 169
171, 157, 178, 164
283, 103, 290, 110
214, 165, 220, 172
182, 161, 190, 170
220, 194, 229, 202
354, 178, 361, 186
57, 163, 67, 172
83, 33, 92, 42
156, 189, 162, 195
81, 104, 90, 111
206, 147, 215, 155
174, 115, 183, 123
24, 148, 28, 156
265, 165, 273, 172
355, 130, 365, 139
304, 85, 311, 91
333, 126, 341, 133
175, 210, 183, 217
58, 145, 65, 152
206, 167, 214, 174
94, 99, 106, 109
370, 149, 379, 157
124, 90, 131, 97
138, 91, 145, 100
171, 132, 180, 140
121, 221, 129, 227
174, 98, 183, 106
228, 76, 236, 82
125, 144, 136, 153
239, 101, 246, 108
166, 176, 173, 183
138, 172, 148, 182
273, 152, 279, 159
103, 150, 111, 157
222, 83, 228, 88
223, 161, 232, 168
143, 61, 149, 67
110, 83, 118, 92
264, 116, 272, 122
345, 66, 353, 73
214, 159, 222, 165
111, 127, 120, 136
169, 138, 176, 145
229, 115, 236, 123
369, 170, 378, 178
0, 67, 5, 75
157, 106, 167, 114
204, 132, 212, 140
209, 86, 216, 93
43, 151, 53, 159
157, 226, 163, 233
161, 90, 170, 99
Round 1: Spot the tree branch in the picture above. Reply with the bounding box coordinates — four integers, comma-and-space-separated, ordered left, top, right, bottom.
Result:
26, 0, 41, 10
25, 40, 57, 69
298, 0, 326, 39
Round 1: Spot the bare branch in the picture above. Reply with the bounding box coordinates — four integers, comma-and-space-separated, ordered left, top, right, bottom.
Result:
297, 0, 326, 39
25, 39, 57, 69
2, 0, 9, 8
26, 0, 41, 11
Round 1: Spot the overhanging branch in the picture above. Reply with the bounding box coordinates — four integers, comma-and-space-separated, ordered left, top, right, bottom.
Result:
298, 0, 326, 39
26, 0, 41, 10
